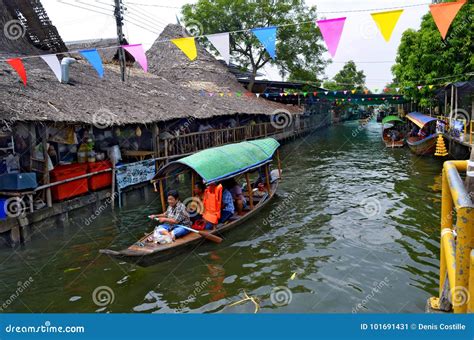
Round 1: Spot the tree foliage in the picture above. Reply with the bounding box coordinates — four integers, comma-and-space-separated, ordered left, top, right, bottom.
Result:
391, 1, 473, 107
322, 60, 366, 91
181, 0, 327, 89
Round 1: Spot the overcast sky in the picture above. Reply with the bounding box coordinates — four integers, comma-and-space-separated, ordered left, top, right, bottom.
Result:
42, 0, 431, 90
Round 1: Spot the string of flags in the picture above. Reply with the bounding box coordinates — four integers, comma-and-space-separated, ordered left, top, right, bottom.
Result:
0, 0, 467, 86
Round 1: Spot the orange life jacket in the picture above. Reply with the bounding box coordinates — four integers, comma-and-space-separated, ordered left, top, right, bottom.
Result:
203, 184, 223, 224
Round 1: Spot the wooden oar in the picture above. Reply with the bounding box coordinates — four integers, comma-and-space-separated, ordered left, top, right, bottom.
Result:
148, 216, 222, 244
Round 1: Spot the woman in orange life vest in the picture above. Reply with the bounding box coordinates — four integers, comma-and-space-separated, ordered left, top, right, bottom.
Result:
202, 182, 235, 230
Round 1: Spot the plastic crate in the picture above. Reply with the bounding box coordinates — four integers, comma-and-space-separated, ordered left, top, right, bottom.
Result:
87, 161, 112, 191
50, 164, 88, 202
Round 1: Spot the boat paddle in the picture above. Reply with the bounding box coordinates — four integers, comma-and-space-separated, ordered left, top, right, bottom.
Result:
148, 216, 223, 244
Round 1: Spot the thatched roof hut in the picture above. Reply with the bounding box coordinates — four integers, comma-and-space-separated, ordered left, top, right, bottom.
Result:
0, 20, 301, 125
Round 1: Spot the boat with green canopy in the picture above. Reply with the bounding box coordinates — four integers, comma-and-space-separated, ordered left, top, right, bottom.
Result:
381, 115, 406, 148
100, 138, 282, 266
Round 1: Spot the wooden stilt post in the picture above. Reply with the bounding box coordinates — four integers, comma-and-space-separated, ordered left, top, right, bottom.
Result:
245, 172, 253, 210
42, 125, 52, 207
159, 179, 166, 213
111, 162, 116, 211
191, 172, 195, 196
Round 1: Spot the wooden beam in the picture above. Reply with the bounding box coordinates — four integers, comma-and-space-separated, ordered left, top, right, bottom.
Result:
41, 125, 52, 207
245, 172, 253, 210
276, 149, 282, 180
265, 164, 271, 194
159, 179, 166, 213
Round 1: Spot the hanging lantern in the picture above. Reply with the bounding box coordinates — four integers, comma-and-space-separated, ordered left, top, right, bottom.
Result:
136, 126, 142, 137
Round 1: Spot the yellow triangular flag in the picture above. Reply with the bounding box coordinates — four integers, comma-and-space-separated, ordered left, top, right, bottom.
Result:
171, 37, 197, 61
371, 9, 404, 42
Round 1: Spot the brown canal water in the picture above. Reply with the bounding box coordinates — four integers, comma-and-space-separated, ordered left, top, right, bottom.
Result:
0, 120, 445, 313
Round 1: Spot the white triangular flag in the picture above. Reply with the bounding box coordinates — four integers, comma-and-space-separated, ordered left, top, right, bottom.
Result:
206, 33, 230, 64
40, 54, 62, 82
256, 93, 260, 98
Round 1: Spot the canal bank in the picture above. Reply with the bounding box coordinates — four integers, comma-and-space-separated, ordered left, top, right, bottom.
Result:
0, 120, 447, 313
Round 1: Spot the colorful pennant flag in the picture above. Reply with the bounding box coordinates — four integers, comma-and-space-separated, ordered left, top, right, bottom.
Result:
429, 0, 466, 39
351, 90, 356, 94
79, 49, 104, 78
317, 17, 346, 57
7, 58, 27, 86
371, 9, 403, 42
256, 93, 260, 98
251, 26, 277, 59
40, 55, 62, 82
395, 87, 400, 92
171, 37, 198, 61
122, 44, 148, 72
206, 33, 230, 64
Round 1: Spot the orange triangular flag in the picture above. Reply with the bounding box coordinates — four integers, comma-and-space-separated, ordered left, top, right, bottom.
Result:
430, 0, 466, 39
7, 58, 27, 86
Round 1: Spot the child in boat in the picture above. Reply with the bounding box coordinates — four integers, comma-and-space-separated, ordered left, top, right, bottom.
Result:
148, 190, 191, 242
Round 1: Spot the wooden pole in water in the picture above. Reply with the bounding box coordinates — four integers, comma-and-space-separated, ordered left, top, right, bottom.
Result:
265, 164, 271, 194
245, 172, 253, 210
159, 179, 166, 213
191, 171, 195, 196
276, 150, 282, 180
111, 162, 116, 211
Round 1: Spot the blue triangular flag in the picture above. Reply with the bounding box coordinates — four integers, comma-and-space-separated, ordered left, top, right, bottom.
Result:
264, 93, 269, 98
251, 26, 277, 59
79, 49, 104, 78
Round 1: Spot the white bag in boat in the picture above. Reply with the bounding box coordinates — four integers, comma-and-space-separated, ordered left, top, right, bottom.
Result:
152, 227, 173, 244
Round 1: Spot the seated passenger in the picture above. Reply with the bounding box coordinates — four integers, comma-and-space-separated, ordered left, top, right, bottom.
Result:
148, 190, 191, 242
226, 179, 247, 215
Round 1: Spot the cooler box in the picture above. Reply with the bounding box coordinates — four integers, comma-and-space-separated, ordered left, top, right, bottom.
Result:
0, 173, 37, 191
50, 164, 88, 202
0, 197, 7, 220
87, 161, 112, 191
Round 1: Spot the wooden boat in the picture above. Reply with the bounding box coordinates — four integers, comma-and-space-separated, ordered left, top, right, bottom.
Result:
406, 112, 439, 155
100, 138, 282, 266
381, 115, 405, 148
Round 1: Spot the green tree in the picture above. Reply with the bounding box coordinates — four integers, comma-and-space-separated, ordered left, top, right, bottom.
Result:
322, 60, 366, 91
182, 0, 327, 90
391, 1, 473, 107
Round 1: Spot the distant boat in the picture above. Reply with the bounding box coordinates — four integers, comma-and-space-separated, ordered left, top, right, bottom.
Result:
406, 112, 438, 155
381, 115, 405, 148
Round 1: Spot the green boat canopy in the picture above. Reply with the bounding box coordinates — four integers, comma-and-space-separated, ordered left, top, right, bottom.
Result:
154, 138, 280, 184
382, 115, 404, 124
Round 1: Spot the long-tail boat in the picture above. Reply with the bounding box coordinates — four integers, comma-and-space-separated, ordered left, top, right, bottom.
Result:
406, 112, 439, 155
381, 115, 405, 148
100, 138, 281, 266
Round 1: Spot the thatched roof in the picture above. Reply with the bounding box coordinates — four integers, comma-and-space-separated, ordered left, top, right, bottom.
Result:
0, 22, 302, 125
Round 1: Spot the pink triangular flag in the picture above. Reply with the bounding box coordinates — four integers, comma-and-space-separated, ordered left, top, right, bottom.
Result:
316, 17, 346, 57
122, 44, 147, 72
